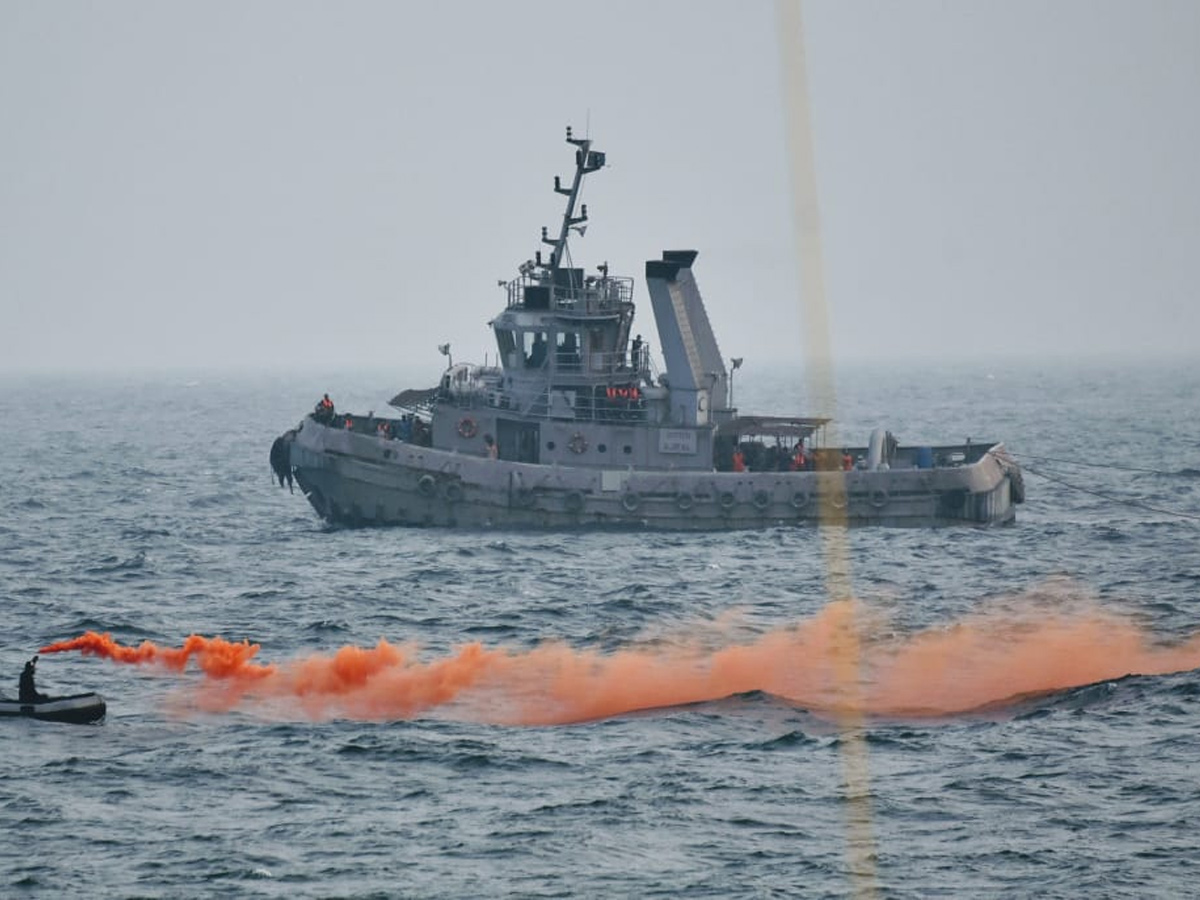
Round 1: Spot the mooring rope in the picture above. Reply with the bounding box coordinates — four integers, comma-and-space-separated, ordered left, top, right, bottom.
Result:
1015, 452, 1193, 477
1018, 460, 1200, 522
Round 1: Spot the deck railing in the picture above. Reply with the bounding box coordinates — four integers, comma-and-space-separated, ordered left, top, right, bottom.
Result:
505, 274, 634, 312
436, 385, 648, 424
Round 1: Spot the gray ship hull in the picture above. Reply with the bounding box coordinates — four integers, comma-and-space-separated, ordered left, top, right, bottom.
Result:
287, 419, 1019, 530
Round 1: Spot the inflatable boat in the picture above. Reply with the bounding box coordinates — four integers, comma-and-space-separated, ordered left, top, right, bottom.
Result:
0, 692, 107, 724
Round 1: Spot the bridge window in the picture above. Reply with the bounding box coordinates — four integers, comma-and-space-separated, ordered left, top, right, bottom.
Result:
524, 331, 548, 368
494, 328, 518, 368
555, 331, 581, 370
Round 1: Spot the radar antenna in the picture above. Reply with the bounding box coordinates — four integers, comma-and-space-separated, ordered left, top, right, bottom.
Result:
540, 125, 605, 272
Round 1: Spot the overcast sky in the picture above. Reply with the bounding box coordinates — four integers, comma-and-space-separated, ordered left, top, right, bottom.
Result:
2, 1, 1197, 374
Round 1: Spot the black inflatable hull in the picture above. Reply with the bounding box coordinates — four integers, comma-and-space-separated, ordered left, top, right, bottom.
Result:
0, 692, 106, 724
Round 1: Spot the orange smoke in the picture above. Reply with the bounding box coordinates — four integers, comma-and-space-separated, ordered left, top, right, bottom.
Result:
40, 631, 275, 679
40, 599, 1200, 725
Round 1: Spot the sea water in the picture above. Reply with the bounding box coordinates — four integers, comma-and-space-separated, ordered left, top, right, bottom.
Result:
2, 358, 1198, 897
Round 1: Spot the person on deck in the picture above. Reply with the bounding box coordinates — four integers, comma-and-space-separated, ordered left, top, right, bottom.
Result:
19, 656, 47, 703
732, 448, 746, 473
314, 393, 335, 423
528, 334, 547, 369
791, 443, 808, 471
483, 434, 498, 460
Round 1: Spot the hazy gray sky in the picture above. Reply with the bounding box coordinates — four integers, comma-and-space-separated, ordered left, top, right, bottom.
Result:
2, 1, 1197, 374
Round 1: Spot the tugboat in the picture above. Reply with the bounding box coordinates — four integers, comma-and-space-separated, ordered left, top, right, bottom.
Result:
272, 128, 1023, 529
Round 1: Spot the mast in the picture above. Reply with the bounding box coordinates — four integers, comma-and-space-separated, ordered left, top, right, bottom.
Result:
541, 126, 605, 271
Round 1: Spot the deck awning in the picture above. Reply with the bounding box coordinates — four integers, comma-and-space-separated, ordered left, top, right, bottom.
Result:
388, 387, 438, 411
716, 415, 832, 440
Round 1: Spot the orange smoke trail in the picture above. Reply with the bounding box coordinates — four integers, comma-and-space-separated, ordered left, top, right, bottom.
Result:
864, 608, 1200, 716
39, 601, 1200, 724
40, 631, 275, 680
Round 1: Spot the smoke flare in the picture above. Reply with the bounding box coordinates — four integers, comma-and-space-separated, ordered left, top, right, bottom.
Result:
40, 600, 1200, 725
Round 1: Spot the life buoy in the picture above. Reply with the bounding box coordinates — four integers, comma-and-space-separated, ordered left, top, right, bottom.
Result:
564, 491, 584, 513
791, 490, 810, 510
444, 481, 464, 503
869, 488, 889, 509
568, 432, 588, 454
719, 491, 736, 511
457, 417, 478, 439
621, 492, 641, 513
417, 474, 437, 497
752, 490, 771, 511
676, 492, 694, 512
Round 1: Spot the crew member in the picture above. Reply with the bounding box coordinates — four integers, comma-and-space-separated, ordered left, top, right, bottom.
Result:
483, 434, 498, 460
528, 334, 547, 368
19, 656, 46, 703
313, 393, 335, 423
792, 443, 808, 471
732, 447, 746, 472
